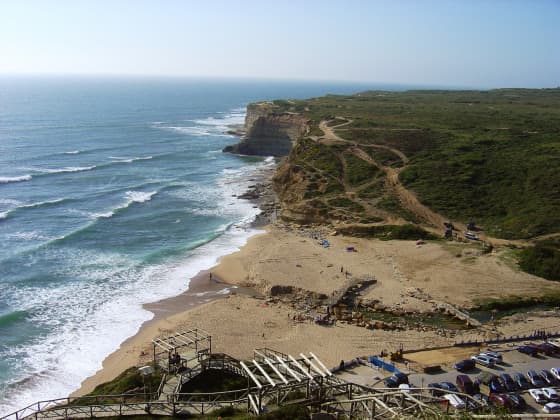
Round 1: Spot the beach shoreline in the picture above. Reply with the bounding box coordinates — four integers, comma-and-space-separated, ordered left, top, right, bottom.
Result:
72, 220, 560, 397
71, 157, 277, 397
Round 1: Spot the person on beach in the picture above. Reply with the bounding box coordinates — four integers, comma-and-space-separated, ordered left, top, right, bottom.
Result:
209, 272, 213, 281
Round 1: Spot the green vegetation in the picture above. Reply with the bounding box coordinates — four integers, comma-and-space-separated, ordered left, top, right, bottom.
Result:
518, 240, 560, 281
291, 138, 342, 174
257, 405, 309, 419
272, 88, 560, 239
357, 179, 385, 199
359, 308, 472, 330
327, 196, 364, 212
343, 152, 379, 185
338, 224, 437, 240
377, 195, 421, 223
365, 148, 404, 167
179, 370, 247, 394
473, 291, 560, 312
92, 367, 161, 395
70, 366, 163, 405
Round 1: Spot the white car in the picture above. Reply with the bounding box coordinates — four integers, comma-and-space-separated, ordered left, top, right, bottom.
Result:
399, 384, 416, 394
551, 367, 560, 381
464, 231, 479, 240
544, 402, 560, 414
479, 351, 502, 363
529, 388, 548, 404
470, 355, 495, 367
444, 393, 466, 409
542, 387, 560, 401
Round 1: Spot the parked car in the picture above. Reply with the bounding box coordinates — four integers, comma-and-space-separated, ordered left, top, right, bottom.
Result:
480, 351, 503, 364
542, 387, 560, 401
383, 372, 409, 388
551, 367, 560, 381
471, 354, 495, 368
513, 372, 531, 390
444, 393, 466, 409
428, 382, 458, 396
454, 359, 476, 372
541, 369, 559, 386
456, 374, 477, 395
537, 342, 559, 356
529, 388, 548, 404
517, 344, 539, 356
527, 370, 546, 387
544, 402, 560, 414
399, 383, 417, 394
439, 382, 459, 393
428, 382, 445, 397
505, 393, 526, 410
489, 393, 511, 410
475, 373, 503, 394
499, 373, 517, 392
464, 231, 479, 240
473, 393, 491, 407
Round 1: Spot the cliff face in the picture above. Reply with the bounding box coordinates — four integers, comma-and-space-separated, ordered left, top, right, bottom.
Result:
273, 160, 328, 224
223, 103, 308, 157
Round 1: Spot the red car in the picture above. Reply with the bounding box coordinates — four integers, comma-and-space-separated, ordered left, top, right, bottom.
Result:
537, 343, 559, 356
489, 393, 512, 410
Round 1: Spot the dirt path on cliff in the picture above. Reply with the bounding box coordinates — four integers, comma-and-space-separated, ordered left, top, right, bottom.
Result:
314, 119, 538, 247
317, 119, 463, 232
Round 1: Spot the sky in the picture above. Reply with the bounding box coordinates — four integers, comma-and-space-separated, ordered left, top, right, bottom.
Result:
0, 0, 558, 88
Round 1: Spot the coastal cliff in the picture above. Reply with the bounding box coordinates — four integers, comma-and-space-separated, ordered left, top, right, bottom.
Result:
224, 102, 322, 223
223, 102, 308, 156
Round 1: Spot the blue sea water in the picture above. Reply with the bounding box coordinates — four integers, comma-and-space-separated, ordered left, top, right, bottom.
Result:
0, 76, 403, 413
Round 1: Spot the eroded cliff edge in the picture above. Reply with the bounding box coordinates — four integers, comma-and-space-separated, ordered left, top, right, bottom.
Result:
223, 102, 308, 157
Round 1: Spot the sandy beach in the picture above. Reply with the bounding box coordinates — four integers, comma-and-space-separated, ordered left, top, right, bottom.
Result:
73, 220, 560, 396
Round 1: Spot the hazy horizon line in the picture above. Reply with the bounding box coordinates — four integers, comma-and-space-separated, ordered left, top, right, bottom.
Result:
1, 72, 558, 91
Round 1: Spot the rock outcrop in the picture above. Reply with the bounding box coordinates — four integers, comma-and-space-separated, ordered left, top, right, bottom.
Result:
223, 102, 308, 157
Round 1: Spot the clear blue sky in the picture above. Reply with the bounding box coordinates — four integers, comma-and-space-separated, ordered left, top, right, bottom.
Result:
1, 0, 558, 88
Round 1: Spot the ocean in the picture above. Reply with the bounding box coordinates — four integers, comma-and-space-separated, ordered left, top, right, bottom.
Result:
0, 76, 400, 414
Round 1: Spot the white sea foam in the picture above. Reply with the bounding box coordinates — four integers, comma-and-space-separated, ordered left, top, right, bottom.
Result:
126, 190, 157, 203
66, 191, 157, 223
64, 150, 80, 155
109, 156, 153, 163
0, 199, 22, 206
0, 211, 7, 220
193, 107, 246, 129
93, 211, 116, 219
0, 175, 32, 184
105, 190, 158, 217
156, 106, 246, 138
6, 231, 51, 241
20, 198, 68, 209
163, 126, 231, 137
32, 166, 96, 174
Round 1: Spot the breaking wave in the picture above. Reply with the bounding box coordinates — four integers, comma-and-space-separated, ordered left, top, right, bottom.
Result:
0, 175, 32, 184
32, 166, 96, 174
108, 156, 153, 163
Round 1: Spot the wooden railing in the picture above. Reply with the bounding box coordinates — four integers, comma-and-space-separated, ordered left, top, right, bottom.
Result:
1, 393, 156, 420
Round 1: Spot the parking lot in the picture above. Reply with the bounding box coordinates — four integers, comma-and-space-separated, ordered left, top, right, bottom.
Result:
407, 342, 560, 414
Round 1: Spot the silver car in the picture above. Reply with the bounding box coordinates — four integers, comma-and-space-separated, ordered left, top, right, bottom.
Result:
470, 354, 495, 367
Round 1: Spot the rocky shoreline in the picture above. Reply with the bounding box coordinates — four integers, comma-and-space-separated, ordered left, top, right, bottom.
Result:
240, 164, 281, 227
